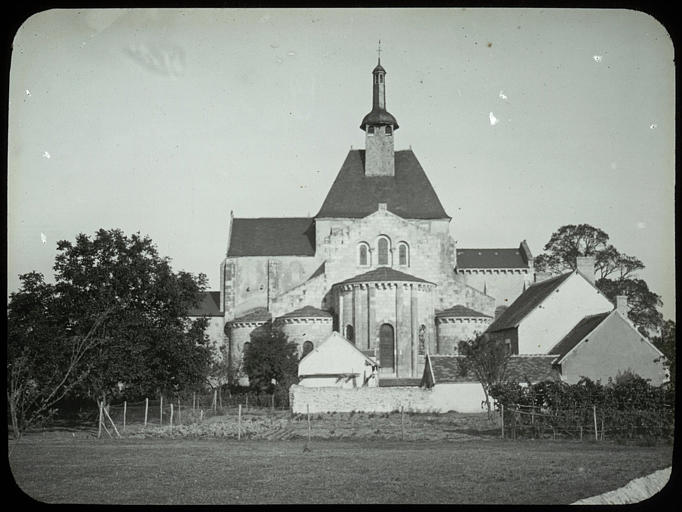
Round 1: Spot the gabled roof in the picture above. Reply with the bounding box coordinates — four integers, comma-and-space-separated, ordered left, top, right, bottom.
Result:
277, 305, 333, 319
486, 272, 573, 332
424, 354, 560, 385
549, 312, 610, 361
227, 217, 315, 257
228, 307, 271, 324
187, 291, 222, 317
334, 267, 433, 287
298, 331, 377, 370
456, 248, 530, 269
436, 305, 492, 319
315, 150, 449, 220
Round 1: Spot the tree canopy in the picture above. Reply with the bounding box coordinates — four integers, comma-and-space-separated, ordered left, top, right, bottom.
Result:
7, 229, 213, 436
242, 322, 299, 393
533, 224, 663, 335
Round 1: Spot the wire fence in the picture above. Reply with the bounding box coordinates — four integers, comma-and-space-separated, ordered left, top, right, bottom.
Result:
498, 403, 674, 441
105, 390, 290, 430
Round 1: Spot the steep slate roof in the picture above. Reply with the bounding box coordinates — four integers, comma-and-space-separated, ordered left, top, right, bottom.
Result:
425, 355, 559, 385
187, 291, 222, 317
228, 307, 272, 324
315, 150, 449, 219
335, 267, 433, 287
486, 272, 573, 332
227, 218, 315, 257
436, 305, 492, 319
549, 312, 610, 361
277, 305, 333, 319
456, 248, 529, 269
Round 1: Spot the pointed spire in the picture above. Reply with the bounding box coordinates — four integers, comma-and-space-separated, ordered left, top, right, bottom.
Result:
377, 39, 382, 65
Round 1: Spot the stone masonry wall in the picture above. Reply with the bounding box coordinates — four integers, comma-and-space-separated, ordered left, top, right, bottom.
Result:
436, 317, 492, 354
276, 318, 333, 355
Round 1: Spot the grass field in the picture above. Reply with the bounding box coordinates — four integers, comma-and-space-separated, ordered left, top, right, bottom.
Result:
9, 436, 672, 504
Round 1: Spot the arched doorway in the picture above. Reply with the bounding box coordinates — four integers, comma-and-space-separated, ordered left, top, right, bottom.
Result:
379, 323, 395, 374
345, 324, 355, 344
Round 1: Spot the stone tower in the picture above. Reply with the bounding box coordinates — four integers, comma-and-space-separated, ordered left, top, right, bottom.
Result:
360, 56, 399, 176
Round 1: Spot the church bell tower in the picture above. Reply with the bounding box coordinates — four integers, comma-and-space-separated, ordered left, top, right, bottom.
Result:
360, 46, 399, 177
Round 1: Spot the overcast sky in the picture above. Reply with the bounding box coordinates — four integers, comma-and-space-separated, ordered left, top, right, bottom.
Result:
8, 8, 675, 320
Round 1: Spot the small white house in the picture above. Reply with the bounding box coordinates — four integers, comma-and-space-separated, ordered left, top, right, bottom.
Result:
298, 331, 379, 388
486, 257, 613, 354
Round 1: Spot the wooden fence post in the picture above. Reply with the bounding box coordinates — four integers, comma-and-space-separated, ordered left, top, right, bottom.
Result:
271, 393, 275, 412
98, 401, 103, 439
193, 392, 196, 412
170, 403, 174, 433
246, 395, 249, 411
160, 395, 164, 426
219, 388, 222, 409
601, 417, 604, 441
501, 404, 505, 439
401, 406, 405, 441
238, 404, 242, 440
177, 400, 181, 424
593, 405, 598, 441
144, 398, 148, 427
214, 389, 217, 412
102, 407, 121, 438
580, 425, 583, 441
307, 404, 311, 443
200, 409, 204, 422
123, 401, 127, 432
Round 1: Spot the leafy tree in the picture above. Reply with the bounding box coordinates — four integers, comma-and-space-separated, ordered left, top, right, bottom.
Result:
534, 224, 662, 334
651, 320, 675, 389
242, 322, 299, 393
7, 229, 213, 436
458, 333, 511, 418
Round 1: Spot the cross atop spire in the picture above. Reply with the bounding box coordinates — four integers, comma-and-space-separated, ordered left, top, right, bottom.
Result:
377, 39, 382, 64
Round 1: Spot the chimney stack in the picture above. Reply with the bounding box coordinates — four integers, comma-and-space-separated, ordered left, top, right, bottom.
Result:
616, 295, 628, 316
576, 256, 596, 285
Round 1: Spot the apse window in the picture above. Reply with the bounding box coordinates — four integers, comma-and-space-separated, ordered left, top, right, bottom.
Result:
302, 340, 314, 357
385, 125, 392, 135
367, 125, 375, 135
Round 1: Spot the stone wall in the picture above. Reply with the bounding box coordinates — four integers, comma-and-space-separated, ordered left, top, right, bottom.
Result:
436, 316, 492, 354
275, 317, 333, 355
458, 269, 533, 309
290, 382, 488, 414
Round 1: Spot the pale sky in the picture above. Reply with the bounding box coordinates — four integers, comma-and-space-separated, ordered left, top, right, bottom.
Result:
8, 8, 675, 319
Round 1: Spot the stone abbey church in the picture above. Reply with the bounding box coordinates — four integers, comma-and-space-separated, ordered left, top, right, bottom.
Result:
208, 58, 535, 383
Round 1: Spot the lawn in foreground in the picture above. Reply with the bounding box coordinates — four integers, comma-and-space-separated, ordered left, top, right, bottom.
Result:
9, 438, 672, 504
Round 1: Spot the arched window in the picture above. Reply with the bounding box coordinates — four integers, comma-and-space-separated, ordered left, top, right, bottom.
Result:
418, 325, 426, 355
377, 237, 390, 266
398, 242, 409, 266
345, 324, 355, 344
358, 243, 370, 266
385, 125, 392, 135
302, 341, 314, 358
379, 74, 384, 84
367, 125, 375, 135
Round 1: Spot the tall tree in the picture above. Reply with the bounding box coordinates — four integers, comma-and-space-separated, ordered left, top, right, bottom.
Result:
242, 322, 299, 393
651, 319, 675, 389
534, 224, 662, 334
458, 333, 511, 418
7, 229, 213, 436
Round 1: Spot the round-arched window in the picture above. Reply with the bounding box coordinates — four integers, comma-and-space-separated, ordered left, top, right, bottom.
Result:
377, 237, 390, 266
345, 324, 355, 344
358, 243, 370, 266
398, 242, 409, 266
302, 341, 314, 357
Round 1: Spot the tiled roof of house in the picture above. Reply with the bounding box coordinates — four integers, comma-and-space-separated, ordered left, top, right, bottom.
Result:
456, 248, 530, 269
426, 355, 560, 385
228, 307, 272, 324
436, 305, 492, 319
227, 218, 315, 257
334, 267, 433, 287
187, 291, 222, 317
486, 272, 573, 332
315, 150, 449, 219
277, 305, 333, 319
549, 312, 610, 361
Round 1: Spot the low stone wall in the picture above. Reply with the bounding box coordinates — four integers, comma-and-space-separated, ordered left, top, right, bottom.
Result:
290, 383, 488, 414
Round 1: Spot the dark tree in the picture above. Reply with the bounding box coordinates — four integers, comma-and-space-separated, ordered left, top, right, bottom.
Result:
242, 322, 299, 393
596, 277, 663, 336
7, 229, 213, 437
458, 333, 511, 417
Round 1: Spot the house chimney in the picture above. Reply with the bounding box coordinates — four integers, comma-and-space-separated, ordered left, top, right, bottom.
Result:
576, 256, 596, 286
616, 295, 628, 316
